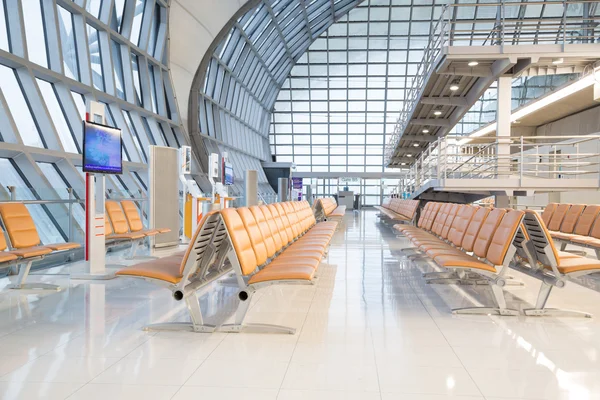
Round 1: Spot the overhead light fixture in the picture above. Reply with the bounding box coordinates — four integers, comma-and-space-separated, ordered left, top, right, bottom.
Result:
449, 79, 460, 91
422, 128, 430, 133
407, 154, 412, 158
413, 143, 419, 147
434, 109, 443, 116
552, 57, 564, 65
468, 61, 479, 67
460, 68, 599, 145
401, 163, 406, 166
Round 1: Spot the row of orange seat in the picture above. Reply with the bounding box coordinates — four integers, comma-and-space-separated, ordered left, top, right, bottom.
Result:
375, 198, 419, 222
0, 203, 80, 290
314, 197, 345, 221
105, 200, 171, 257
541, 203, 600, 257
395, 201, 600, 318
117, 201, 336, 333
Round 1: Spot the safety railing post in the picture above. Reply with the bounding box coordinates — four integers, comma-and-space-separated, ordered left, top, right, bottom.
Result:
67, 188, 73, 243
520, 136, 523, 184
7, 186, 16, 201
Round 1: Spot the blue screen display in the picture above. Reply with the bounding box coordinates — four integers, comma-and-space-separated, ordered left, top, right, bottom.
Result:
225, 163, 234, 185
83, 121, 123, 174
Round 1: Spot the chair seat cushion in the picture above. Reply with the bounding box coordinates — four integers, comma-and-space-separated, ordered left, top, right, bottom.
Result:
551, 232, 578, 241
553, 256, 600, 274
278, 249, 324, 261
433, 254, 496, 272
10, 246, 53, 258
44, 242, 81, 251
249, 261, 316, 284
0, 252, 18, 263
109, 232, 146, 240
116, 255, 183, 284
156, 228, 171, 233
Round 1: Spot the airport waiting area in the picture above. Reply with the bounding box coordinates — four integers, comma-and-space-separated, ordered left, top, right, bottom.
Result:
2, 0, 600, 399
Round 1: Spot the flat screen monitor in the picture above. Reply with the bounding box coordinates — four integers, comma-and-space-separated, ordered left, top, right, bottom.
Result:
224, 162, 234, 186
83, 121, 123, 175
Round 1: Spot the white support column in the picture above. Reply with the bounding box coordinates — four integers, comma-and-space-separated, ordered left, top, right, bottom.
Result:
246, 170, 258, 206
496, 76, 512, 176
495, 76, 512, 208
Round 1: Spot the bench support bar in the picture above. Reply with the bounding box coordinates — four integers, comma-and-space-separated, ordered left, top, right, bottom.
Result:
9, 261, 61, 291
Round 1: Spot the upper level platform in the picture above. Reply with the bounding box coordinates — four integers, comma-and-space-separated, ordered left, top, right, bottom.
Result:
386, 1, 600, 167
400, 134, 600, 202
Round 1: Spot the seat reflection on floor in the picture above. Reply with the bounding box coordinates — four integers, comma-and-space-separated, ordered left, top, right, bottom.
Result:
1, 210, 600, 399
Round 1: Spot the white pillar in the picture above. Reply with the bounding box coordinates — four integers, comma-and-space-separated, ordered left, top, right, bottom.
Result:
246, 170, 258, 206
496, 76, 512, 175
496, 76, 512, 208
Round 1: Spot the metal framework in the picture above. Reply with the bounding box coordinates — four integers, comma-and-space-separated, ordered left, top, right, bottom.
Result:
0, 0, 185, 250
386, 0, 600, 166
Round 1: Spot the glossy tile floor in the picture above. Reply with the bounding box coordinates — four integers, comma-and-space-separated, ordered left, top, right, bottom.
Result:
2, 210, 600, 399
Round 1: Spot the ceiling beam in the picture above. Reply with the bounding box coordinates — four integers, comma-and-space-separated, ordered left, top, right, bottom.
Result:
399, 135, 439, 142
420, 97, 468, 106
441, 67, 492, 77
410, 119, 451, 127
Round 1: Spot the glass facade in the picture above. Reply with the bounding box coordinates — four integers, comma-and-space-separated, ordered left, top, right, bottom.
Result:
0, 0, 183, 246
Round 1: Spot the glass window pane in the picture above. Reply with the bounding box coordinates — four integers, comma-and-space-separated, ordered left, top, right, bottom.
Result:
36, 79, 78, 153
87, 24, 105, 90
130, 0, 146, 46
112, 40, 125, 100
22, 0, 48, 67
57, 6, 79, 80
0, 65, 44, 148
131, 53, 143, 105
0, 0, 8, 51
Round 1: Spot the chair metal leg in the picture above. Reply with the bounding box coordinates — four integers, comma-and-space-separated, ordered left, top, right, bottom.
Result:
560, 242, 567, 251
218, 290, 296, 334
8, 261, 61, 291
143, 292, 216, 332
452, 281, 519, 316
523, 282, 592, 318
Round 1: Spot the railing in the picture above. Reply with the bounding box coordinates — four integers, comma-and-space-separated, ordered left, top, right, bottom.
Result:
385, 0, 600, 165
399, 135, 600, 196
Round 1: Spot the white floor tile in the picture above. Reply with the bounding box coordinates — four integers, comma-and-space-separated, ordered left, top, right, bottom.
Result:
172, 386, 279, 399
281, 362, 380, 392
0, 382, 83, 400
185, 357, 288, 389
377, 365, 482, 396
277, 389, 381, 400
0, 355, 118, 383
91, 357, 203, 386
67, 383, 180, 400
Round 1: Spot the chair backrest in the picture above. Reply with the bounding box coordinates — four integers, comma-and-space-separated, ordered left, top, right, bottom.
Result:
0, 226, 8, 251
221, 208, 258, 276
120, 200, 144, 232
105, 216, 113, 236
431, 203, 450, 236
0, 203, 41, 248
258, 205, 283, 252
424, 202, 442, 231
267, 204, 290, 245
541, 203, 558, 226
485, 210, 524, 266
559, 204, 585, 234
441, 204, 461, 239
448, 205, 477, 247
522, 210, 559, 268
237, 207, 270, 264
574, 205, 600, 236
461, 207, 490, 252
282, 202, 301, 237
249, 206, 278, 258
105, 201, 130, 234
417, 202, 433, 228
275, 203, 295, 241
547, 203, 571, 231
472, 208, 507, 259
